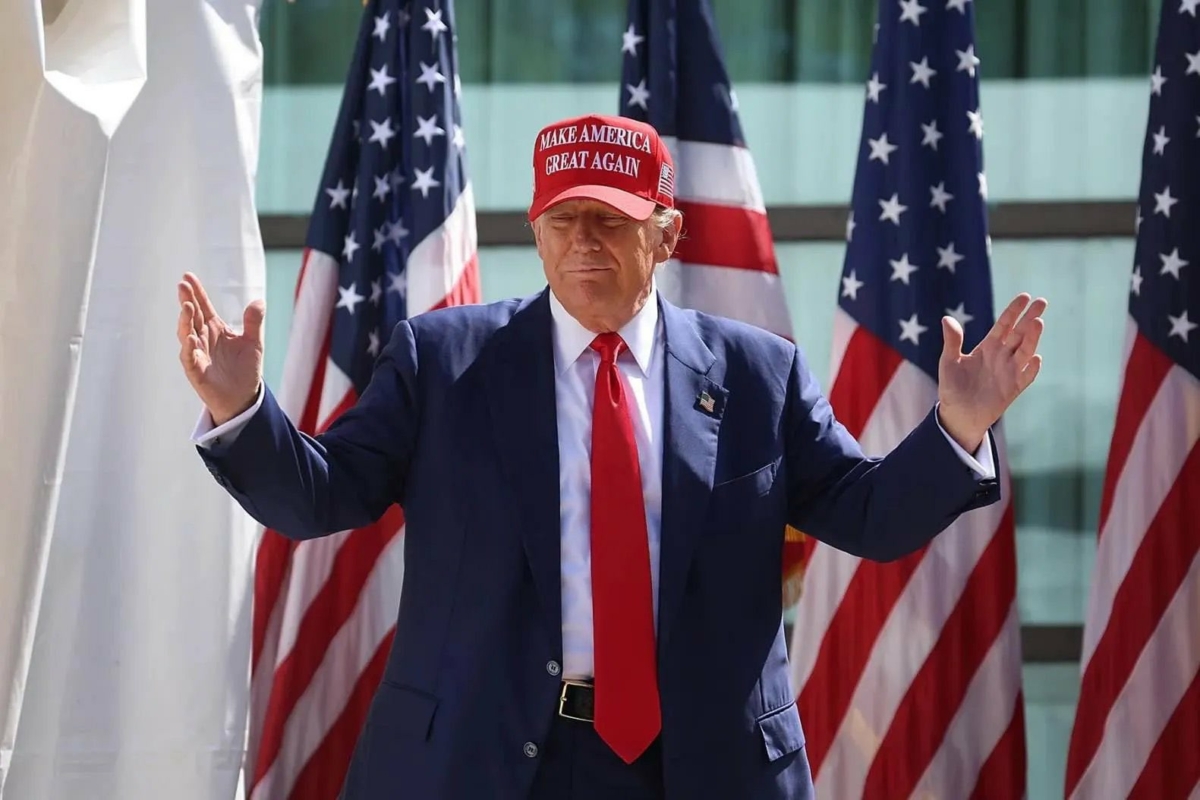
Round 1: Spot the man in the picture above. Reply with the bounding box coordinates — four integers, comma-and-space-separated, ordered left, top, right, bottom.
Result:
178, 113, 1045, 799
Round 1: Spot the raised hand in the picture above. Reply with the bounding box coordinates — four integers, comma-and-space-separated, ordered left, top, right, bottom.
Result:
177, 272, 265, 426
936, 292, 1047, 451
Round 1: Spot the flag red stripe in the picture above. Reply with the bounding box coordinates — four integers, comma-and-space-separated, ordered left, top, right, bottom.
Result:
798, 326, 908, 776
1097, 334, 1173, 536
295, 248, 311, 303
828, 325, 904, 440
799, 550, 925, 775
252, 244, 472, 793
968, 694, 1027, 800
673, 201, 778, 274
1065, 440, 1200, 795
795, 535, 818, 569
253, 535, 296, 673
1127, 666, 1200, 800
863, 504, 1019, 799
252, 505, 405, 786
253, 323, 333, 672
287, 627, 396, 800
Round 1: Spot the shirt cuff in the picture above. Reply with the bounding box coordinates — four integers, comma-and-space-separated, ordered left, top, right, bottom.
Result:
191, 384, 264, 450
933, 403, 996, 480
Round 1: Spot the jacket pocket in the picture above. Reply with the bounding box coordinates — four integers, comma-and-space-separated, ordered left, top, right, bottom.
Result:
372, 680, 440, 742
712, 458, 778, 496
707, 458, 780, 532
756, 700, 805, 762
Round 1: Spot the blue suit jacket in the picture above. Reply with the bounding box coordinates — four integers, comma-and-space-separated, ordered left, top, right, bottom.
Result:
198, 287, 1000, 799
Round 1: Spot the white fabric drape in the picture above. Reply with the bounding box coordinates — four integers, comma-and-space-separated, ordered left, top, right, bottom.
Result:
0, 1, 263, 797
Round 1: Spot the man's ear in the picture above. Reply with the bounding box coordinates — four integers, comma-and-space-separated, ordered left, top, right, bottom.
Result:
656, 213, 682, 263
531, 216, 544, 258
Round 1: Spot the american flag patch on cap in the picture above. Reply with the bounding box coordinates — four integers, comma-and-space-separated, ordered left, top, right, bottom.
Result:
657, 163, 674, 198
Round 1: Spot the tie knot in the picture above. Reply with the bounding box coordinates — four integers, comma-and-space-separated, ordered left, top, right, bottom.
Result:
590, 332, 626, 363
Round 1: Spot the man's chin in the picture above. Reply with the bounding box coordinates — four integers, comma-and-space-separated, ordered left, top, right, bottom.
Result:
557, 278, 622, 309
562, 271, 619, 292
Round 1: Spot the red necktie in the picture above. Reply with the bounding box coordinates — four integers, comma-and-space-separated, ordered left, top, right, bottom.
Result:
588, 332, 661, 764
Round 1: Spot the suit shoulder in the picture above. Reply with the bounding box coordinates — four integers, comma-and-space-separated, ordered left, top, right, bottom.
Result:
685, 308, 798, 364
403, 294, 532, 351
408, 294, 527, 332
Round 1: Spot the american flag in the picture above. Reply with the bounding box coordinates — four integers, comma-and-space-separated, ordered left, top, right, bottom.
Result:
618, 0, 808, 604
1064, 1, 1200, 796
245, 1, 479, 797
788, 1, 1027, 797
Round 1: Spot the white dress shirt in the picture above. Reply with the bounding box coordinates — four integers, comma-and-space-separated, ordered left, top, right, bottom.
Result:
549, 285, 665, 679
192, 283, 996, 681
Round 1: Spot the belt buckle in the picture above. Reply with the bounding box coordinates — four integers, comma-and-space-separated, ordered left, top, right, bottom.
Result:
558, 679, 593, 723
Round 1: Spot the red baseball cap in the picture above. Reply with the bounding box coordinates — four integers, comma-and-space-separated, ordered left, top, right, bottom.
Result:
527, 113, 676, 221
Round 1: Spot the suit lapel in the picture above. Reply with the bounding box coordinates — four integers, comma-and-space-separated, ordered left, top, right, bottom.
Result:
483, 289, 563, 655
656, 299, 724, 654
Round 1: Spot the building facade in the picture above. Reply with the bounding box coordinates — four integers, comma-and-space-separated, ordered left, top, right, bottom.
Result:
253, 1, 1163, 795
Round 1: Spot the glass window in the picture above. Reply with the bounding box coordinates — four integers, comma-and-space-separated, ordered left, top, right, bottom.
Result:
262, 249, 306, 390
258, 0, 1163, 86
1024, 663, 1083, 796
255, 78, 1152, 213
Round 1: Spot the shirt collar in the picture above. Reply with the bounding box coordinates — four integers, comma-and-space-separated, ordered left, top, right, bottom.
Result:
548, 281, 660, 377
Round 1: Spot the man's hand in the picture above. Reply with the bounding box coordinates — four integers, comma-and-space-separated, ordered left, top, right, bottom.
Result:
937, 292, 1047, 452
177, 272, 264, 426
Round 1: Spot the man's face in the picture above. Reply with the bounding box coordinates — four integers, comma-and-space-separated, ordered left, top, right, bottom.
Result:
533, 198, 679, 332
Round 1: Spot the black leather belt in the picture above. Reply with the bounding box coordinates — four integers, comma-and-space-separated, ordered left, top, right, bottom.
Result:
557, 679, 595, 722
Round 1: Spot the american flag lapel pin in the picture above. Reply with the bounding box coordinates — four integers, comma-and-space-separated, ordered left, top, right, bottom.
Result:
698, 390, 716, 414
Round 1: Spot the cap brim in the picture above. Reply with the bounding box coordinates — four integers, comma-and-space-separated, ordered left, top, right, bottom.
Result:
529, 185, 657, 221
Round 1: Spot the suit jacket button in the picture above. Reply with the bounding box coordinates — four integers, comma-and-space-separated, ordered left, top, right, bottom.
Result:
523, 742, 539, 758
546, 660, 560, 677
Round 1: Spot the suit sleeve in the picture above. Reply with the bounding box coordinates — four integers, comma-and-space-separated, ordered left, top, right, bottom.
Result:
195, 320, 421, 540
783, 344, 1000, 562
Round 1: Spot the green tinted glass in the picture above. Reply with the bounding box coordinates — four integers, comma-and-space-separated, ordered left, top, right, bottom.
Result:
260, 0, 1163, 86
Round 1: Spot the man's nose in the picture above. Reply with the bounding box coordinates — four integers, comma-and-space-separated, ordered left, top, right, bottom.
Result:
570, 219, 602, 249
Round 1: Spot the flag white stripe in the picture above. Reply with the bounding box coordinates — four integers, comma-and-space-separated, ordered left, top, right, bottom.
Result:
1081, 364, 1200, 668
805, 359, 918, 770
813, 496, 1009, 799
316, 361, 355, 435
273, 531, 353, 668
857, 361, 936, 456
788, 334, 944, 690
910, 602, 1022, 800
826, 309, 858, 396
1068, 550, 1200, 800
788, 546, 862, 690
814, 363, 1011, 798
406, 182, 477, 317
655, 259, 792, 339
277, 249, 339, 422
250, 527, 406, 800
248, 246, 340, 792
660, 137, 766, 211
247, 580, 286, 790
